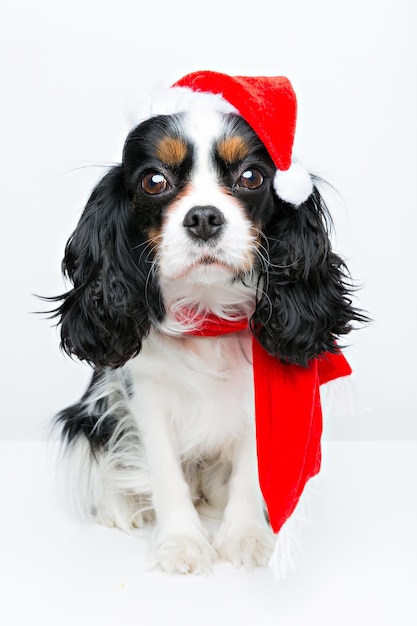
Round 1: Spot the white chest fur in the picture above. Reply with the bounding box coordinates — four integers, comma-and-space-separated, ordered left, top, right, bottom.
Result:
128, 329, 254, 459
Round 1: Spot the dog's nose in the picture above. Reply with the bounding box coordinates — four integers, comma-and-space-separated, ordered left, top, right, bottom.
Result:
183, 206, 225, 241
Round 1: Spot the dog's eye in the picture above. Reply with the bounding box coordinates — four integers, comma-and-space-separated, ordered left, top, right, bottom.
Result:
238, 169, 264, 190
141, 172, 170, 195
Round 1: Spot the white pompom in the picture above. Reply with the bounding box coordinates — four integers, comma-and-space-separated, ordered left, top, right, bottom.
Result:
273, 162, 313, 207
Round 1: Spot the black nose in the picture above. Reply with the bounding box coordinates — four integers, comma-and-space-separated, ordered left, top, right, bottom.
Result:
183, 205, 225, 241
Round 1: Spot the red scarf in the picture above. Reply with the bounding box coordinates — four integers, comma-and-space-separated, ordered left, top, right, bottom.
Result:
184, 314, 351, 533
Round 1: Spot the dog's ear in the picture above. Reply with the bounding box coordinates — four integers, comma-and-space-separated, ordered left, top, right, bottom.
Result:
252, 186, 366, 365
49, 165, 161, 368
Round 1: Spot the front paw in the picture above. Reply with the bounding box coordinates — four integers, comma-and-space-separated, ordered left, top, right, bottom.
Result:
213, 524, 275, 569
152, 534, 217, 575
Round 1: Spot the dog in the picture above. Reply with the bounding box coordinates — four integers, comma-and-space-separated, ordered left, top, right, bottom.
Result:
48, 71, 365, 574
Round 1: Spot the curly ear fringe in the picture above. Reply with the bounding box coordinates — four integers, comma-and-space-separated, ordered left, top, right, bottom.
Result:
43, 165, 162, 369
251, 185, 369, 366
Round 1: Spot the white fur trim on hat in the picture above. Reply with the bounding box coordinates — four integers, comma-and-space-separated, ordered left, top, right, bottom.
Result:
273, 162, 313, 207
127, 85, 237, 131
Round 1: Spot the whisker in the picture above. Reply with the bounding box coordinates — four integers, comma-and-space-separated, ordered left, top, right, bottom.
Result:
255, 230, 302, 270
59, 162, 118, 176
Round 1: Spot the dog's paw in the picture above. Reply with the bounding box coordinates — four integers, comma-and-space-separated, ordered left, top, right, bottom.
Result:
152, 534, 217, 575
213, 524, 275, 569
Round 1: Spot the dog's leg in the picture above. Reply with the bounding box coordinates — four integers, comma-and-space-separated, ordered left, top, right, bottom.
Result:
213, 423, 275, 568
137, 404, 216, 574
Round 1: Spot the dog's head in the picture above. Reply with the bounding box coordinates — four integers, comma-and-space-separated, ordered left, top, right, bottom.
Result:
125, 109, 275, 286
50, 73, 365, 368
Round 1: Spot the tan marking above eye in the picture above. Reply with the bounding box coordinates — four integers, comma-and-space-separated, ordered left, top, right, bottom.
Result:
156, 137, 188, 166
217, 136, 249, 164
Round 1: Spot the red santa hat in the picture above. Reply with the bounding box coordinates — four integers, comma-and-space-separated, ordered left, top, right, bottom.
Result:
172, 70, 313, 206
129, 70, 313, 206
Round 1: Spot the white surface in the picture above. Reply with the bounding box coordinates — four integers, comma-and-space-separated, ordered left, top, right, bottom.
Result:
1, 441, 416, 625
0, 0, 416, 441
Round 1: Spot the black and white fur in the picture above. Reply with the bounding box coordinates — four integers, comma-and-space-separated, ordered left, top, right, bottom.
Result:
49, 102, 364, 574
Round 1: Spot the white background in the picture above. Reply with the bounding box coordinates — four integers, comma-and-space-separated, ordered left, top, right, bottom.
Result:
0, 0, 416, 441
1, 4, 416, 624
1, 440, 416, 625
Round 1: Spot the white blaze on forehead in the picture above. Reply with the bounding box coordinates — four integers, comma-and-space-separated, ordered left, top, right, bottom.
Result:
177, 108, 251, 230
184, 107, 225, 198
185, 105, 226, 151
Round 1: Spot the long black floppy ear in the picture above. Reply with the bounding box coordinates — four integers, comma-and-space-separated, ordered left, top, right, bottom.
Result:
48, 165, 161, 368
252, 185, 366, 366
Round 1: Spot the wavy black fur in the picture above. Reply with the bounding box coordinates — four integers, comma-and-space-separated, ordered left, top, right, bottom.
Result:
47, 165, 163, 368
252, 186, 367, 365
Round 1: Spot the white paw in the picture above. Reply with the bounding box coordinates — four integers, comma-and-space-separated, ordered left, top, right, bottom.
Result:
213, 525, 275, 569
152, 534, 217, 575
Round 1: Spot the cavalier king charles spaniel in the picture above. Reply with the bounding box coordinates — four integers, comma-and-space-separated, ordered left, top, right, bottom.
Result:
48, 72, 365, 575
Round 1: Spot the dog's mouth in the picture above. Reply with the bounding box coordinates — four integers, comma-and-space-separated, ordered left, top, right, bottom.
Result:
187, 246, 255, 277
199, 255, 219, 265
157, 242, 255, 283
167, 253, 239, 284
194, 251, 238, 272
